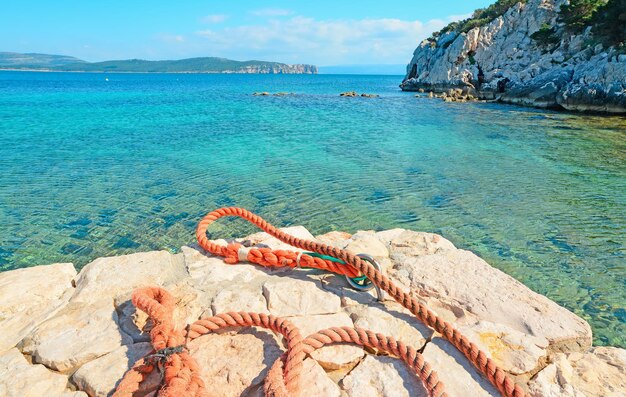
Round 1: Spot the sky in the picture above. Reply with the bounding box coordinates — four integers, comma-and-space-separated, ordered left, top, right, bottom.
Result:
1, 1, 493, 66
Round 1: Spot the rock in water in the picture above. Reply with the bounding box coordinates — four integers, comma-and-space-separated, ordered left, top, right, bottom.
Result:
400, 0, 626, 113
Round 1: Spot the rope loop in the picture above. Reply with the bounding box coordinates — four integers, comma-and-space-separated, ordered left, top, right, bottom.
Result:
113, 207, 529, 397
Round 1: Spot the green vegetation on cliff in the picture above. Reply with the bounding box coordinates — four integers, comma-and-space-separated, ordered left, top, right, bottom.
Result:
435, 0, 624, 48
437, 0, 527, 35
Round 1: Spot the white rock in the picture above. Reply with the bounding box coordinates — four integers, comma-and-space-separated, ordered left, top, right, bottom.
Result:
189, 329, 283, 397
374, 228, 407, 245
458, 321, 549, 376
344, 231, 390, 259
71, 343, 155, 397
288, 313, 364, 370
20, 298, 133, 372
389, 249, 592, 353
315, 231, 353, 248
0, 263, 76, 353
340, 355, 428, 397
387, 230, 456, 258
0, 348, 69, 397
182, 245, 268, 286
211, 285, 268, 314
422, 337, 500, 396
263, 278, 341, 316
300, 358, 342, 396
71, 251, 188, 303
346, 301, 432, 351
529, 346, 626, 397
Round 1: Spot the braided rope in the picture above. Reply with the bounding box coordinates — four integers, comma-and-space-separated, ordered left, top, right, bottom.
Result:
114, 207, 529, 397
194, 207, 528, 397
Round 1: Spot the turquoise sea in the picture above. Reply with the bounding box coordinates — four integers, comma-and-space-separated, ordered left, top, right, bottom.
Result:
0, 71, 624, 346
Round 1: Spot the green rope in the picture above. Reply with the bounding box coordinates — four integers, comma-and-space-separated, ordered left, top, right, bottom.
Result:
304, 252, 369, 283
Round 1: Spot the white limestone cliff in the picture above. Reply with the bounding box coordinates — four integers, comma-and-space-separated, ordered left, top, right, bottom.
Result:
400, 0, 626, 113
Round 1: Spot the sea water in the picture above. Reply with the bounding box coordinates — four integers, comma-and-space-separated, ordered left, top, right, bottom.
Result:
0, 71, 624, 346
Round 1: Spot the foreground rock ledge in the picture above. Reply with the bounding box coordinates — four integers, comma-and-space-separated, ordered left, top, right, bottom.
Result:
0, 227, 624, 397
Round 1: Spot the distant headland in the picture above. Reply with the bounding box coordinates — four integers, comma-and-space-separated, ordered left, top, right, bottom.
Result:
0, 52, 317, 74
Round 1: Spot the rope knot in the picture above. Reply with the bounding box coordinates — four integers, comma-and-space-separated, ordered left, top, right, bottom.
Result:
223, 242, 242, 264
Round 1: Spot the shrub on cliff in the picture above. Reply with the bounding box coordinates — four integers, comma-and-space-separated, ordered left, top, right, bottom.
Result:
558, 0, 606, 32
591, 0, 626, 46
531, 23, 560, 47
435, 0, 527, 36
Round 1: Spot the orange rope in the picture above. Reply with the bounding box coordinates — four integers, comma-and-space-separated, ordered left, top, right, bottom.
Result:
115, 207, 528, 397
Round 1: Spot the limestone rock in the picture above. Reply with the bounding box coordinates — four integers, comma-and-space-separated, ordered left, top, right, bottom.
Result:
344, 231, 390, 259
386, 230, 456, 258
315, 231, 352, 248
71, 251, 187, 303
528, 346, 626, 397
0, 348, 70, 397
459, 321, 548, 377
422, 337, 500, 396
346, 301, 432, 351
390, 249, 592, 353
300, 358, 342, 396
263, 278, 341, 316
340, 355, 428, 397
189, 329, 283, 397
400, 0, 626, 114
0, 262, 76, 353
459, 321, 549, 376
288, 313, 364, 370
211, 285, 268, 314
71, 343, 156, 397
20, 298, 133, 372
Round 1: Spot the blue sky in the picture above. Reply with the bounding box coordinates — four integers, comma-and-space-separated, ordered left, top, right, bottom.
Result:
2, 1, 493, 65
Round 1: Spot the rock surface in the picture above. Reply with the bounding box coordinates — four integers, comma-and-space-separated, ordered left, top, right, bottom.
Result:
20, 298, 133, 372
528, 347, 626, 397
189, 329, 283, 397
0, 263, 75, 353
389, 249, 592, 354
340, 355, 428, 397
0, 348, 72, 397
71, 250, 187, 303
71, 343, 155, 397
0, 225, 623, 396
400, 0, 626, 113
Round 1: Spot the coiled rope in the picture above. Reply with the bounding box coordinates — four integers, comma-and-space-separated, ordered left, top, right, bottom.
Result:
114, 207, 528, 397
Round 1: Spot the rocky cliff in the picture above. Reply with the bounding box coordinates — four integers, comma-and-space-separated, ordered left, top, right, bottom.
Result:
1, 226, 625, 396
400, 0, 626, 113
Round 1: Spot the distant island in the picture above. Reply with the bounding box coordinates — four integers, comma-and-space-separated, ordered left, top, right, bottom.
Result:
0, 52, 317, 74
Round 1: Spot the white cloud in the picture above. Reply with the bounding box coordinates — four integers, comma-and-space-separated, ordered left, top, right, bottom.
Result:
250, 8, 294, 17
194, 16, 446, 65
159, 34, 185, 43
202, 14, 229, 23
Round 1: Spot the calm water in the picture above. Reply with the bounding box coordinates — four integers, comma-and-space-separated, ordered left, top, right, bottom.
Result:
0, 72, 624, 346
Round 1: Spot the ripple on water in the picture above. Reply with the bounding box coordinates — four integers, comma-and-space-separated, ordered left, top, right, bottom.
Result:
0, 73, 624, 347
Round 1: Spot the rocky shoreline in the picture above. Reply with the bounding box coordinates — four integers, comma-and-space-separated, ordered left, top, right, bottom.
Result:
400, 0, 626, 114
1, 226, 624, 396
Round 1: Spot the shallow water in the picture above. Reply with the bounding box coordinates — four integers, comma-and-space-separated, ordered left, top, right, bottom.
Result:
0, 71, 624, 346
